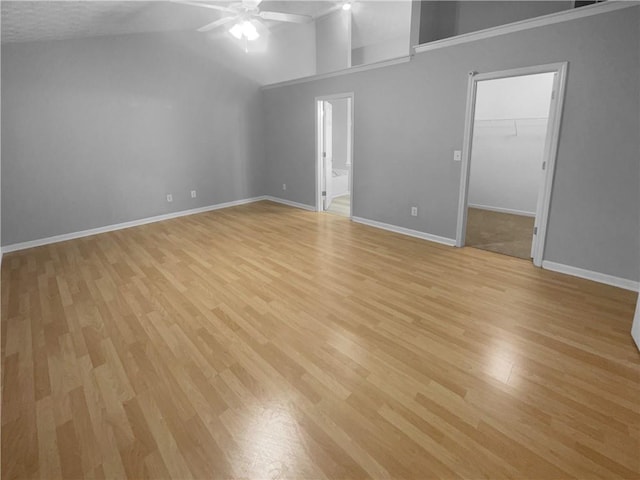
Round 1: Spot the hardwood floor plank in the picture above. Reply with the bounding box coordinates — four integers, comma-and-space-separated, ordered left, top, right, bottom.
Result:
55, 419, 83, 479
2, 201, 639, 479
136, 391, 194, 479
35, 396, 63, 480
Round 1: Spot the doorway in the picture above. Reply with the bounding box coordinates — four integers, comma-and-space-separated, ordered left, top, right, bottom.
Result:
456, 63, 567, 267
316, 93, 354, 217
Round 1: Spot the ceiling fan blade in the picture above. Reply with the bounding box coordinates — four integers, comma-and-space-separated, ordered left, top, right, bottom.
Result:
197, 16, 237, 32
258, 11, 312, 24
170, 1, 235, 13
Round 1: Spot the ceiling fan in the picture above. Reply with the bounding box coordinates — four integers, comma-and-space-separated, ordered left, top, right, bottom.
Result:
175, 0, 313, 41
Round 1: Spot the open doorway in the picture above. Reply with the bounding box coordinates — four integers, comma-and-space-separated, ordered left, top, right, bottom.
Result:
456, 63, 567, 267
316, 93, 354, 217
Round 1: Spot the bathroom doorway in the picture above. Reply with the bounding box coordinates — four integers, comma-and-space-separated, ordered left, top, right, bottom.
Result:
316, 93, 353, 217
456, 63, 567, 266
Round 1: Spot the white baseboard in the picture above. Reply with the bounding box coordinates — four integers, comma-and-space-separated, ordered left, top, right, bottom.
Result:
2, 196, 268, 254
352, 216, 456, 247
264, 196, 317, 212
468, 203, 536, 217
542, 261, 639, 292
332, 193, 350, 200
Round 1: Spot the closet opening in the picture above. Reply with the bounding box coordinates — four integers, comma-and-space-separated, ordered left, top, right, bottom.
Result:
456, 63, 567, 266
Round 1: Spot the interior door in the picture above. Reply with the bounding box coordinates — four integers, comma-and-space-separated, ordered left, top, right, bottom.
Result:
323, 101, 333, 210
531, 73, 557, 258
531, 158, 546, 258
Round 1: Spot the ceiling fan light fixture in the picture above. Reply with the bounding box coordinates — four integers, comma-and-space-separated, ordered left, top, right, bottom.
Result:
229, 20, 259, 41
244, 21, 260, 41
229, 23, 243, 39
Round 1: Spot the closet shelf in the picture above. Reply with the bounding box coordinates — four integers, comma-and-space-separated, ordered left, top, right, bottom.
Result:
474, 117, 548, 136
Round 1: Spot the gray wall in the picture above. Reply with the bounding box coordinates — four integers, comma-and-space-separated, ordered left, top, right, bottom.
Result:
634, 11, 640, 347
0, 43, 2, 252
263, 7, 640, 282
420, 1, 573, 43
316, 10, 351, 74
352, 37, 409, 66
419, 1, 458, 43
455, 1, 574, 35
1, 32, 265, 245
350, 1, 412, 66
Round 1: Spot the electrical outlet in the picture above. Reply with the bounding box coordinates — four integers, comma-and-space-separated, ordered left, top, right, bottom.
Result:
166, 194, 173, 203
453, 150, 462, 162
282, 183, 287, 191
411, 206, 418, 217
191, 190, 197, 198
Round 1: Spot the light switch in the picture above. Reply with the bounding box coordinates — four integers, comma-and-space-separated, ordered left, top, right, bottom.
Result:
453, 150, 462, 162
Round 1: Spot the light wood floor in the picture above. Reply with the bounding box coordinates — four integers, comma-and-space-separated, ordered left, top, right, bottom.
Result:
2, 201, 639, 479
326, 194, 351, 217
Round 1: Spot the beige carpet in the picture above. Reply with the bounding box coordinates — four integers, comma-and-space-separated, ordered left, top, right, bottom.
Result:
326, 194, 350, 217
465, 207, 535, 260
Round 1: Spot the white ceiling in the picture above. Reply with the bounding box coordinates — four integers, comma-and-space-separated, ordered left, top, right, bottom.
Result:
0, 1, 336, 44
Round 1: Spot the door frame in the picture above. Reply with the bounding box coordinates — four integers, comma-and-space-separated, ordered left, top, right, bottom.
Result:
315, 92, 354, 217
455, 62, 568, 267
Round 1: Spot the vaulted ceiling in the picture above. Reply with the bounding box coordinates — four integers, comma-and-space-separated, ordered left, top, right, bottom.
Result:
0, 1, 335, 44
1, 1, 412, 48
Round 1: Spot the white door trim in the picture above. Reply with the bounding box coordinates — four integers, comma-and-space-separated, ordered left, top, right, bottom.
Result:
455, 62, 569, 267
315, 92, 355, 218
632, 299, 640, 351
